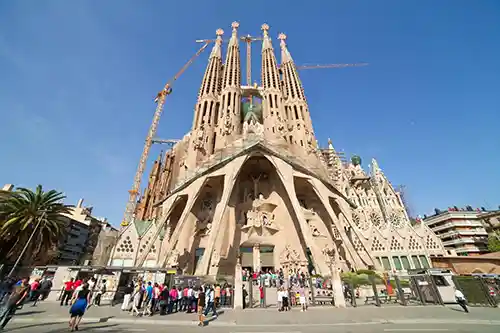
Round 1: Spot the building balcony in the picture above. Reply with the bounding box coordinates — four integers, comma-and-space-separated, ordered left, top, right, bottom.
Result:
438, 229, 488, 239
442, 237, 488, 246
431, 220, 485, 232
454, 246, 488, 253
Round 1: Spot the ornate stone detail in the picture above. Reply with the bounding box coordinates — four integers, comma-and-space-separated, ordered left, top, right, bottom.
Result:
166, 249, 180, 267
369, 212, 382, 228
389, 212, 403, 229
307, 219, 324, 237
277, 116, 286, 136
426, 235, 441, 250
280, 244, 300, 263
196, 195, 214, 236
222, 113, 232, 136
331, 224, 341, 239
389, 236, 403, 251
305, 129, 315, 154
322, 244, 336, 263
243, 118, 264, 136
194, 125, 205, 150
408, 236, 423, 251
211, 249, 220, 267
370, 237, 386, 252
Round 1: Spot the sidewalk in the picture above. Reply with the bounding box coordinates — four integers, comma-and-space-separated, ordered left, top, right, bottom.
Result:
11, 302, 500, 327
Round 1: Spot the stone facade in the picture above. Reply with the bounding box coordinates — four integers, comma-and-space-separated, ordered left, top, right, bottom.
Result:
110, 22, 446, 277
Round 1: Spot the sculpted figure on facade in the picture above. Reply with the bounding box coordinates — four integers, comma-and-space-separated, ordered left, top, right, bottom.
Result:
194, 125, 205, 150
211, 250, 220, 267
167, 249, 180, 267
223, 113, 232, 136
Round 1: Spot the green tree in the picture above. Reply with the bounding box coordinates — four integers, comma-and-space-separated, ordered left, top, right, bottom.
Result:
0, 185, 71, 265
487, 231, 500, 252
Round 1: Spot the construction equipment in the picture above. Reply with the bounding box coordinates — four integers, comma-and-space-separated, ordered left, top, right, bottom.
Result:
295, 63, 368, 70
120, 42, 210, 227
151, 138, 180, 146
240, 35, 263, 85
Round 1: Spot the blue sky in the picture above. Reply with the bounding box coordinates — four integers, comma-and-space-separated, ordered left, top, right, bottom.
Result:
1, 1, 498, 225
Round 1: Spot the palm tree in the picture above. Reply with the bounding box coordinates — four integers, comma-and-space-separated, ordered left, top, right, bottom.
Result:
0, 185, 71, 267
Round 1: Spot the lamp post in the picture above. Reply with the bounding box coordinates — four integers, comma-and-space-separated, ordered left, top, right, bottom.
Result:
322, 244, 346, 308
8, 210, 47, 277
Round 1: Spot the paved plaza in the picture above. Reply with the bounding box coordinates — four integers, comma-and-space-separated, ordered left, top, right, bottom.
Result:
3, 302, 499, 332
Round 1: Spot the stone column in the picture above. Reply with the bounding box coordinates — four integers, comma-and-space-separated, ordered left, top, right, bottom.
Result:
233, 257, 244, 309
323, 245, 346, 308
253, 244, 261, 272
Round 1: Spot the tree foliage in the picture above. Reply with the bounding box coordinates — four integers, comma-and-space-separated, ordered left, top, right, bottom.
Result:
487, 232, 500, 253
0, 185, 71, 265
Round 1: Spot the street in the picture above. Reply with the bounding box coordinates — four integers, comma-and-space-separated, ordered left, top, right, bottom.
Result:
3, 321, 500, 333
4, 302, 500, 333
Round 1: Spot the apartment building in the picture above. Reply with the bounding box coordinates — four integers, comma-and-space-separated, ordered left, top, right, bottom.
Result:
55, 199, 109, 265
423, 207, 489, 256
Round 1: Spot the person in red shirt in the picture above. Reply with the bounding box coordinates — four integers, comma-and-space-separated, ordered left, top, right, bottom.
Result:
60, 278, 75, 306
29, 279, 40, 305
74, 279, 83, 289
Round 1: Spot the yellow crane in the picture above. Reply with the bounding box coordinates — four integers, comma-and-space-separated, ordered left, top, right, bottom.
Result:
120, 42, 210, 227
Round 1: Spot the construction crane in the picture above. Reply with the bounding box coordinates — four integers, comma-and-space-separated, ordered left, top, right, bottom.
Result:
196, 38, 368, 85
240, 35, 263, 85
294, 63, 368, 70
120, 42, 210, 227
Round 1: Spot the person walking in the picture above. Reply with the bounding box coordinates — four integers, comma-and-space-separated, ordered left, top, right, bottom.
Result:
214, 284, 221, 308
197, 287, 206, 327
60, 278, 75, 306
68, 283, 91, 332
298, 285, 307, 312
121, 283, 134, 311
39, 277, 53, 302
130, 284, 142, 316
29, 279, 40, 306
454, 287, 469, 313
93, 279, 107, 306
203, 285, 217, 318
0, 279, 30, 330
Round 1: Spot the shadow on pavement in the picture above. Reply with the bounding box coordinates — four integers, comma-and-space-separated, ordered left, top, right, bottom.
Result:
202, 309, 226, 326
15, 310, 45, 316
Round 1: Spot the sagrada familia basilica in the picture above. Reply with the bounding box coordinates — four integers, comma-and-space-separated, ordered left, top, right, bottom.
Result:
110, 22, 446, 278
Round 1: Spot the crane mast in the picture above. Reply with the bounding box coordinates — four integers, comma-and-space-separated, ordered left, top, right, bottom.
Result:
120, 42, 210, 227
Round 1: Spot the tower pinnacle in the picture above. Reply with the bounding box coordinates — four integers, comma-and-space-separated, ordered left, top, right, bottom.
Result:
261, 23, 272, 50
210, 29, 224, 58
278, 33, 293, 63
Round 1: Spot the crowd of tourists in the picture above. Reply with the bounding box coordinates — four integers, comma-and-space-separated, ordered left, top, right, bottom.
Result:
120, 280, 233, 327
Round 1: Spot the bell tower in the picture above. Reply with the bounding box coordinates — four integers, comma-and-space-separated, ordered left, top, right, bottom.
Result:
260, 24, 285, 140
278, 33, 316, 152
215, 22, 242, 150
187, 28, 224, 169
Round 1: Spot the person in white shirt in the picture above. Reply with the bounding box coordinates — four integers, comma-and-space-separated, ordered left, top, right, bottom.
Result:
454, 287, 469, 313
187, 287, 194, 313
277, 288, 283, 311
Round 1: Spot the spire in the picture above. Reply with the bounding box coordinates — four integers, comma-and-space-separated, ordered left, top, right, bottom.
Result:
222, 21, 240, 88
278, 33, 293, 64
229, 21, 239, 46
210, 28, 224, 59
371, 158, 382, 176
261, 23, 273, 51
214, 21, 242, 150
